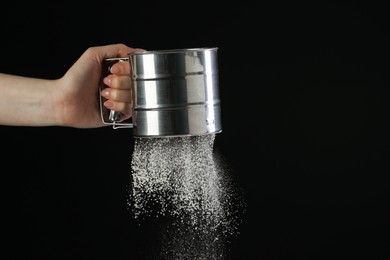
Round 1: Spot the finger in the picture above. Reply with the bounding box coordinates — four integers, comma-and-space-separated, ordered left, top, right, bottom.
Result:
93, 43, 144, 62
109, 60, 130, 76
119, 47, 145, 58
103, 75, 131, 90
103, 100, 132, 119
106, 88, 132, 103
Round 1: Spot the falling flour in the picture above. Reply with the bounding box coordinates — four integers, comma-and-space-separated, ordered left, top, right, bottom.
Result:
128, 134, 244, 259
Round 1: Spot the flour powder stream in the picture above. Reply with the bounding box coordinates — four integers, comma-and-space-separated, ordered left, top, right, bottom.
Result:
128, 134, 245, 259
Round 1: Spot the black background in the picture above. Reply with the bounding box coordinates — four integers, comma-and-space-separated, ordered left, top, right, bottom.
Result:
1, 1, 389, 259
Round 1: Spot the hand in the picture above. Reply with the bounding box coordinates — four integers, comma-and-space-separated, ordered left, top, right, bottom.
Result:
58, 44, 144, 128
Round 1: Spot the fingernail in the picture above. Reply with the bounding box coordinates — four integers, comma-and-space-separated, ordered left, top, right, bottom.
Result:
101, 89, 110, 98
110, 64, 121, 74
103, 77, 111, 86
104, 100, 114, 109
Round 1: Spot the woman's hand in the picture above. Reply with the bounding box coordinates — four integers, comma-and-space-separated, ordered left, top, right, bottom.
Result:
57, 44, 144, 128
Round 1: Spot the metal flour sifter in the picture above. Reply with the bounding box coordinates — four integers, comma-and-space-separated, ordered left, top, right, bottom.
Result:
99, 47, 222, 138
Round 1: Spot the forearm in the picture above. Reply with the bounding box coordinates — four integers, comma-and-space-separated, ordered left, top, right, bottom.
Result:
0, 73, 59, 126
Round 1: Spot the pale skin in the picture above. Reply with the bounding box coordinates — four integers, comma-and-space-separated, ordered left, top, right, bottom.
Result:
0, 43, 144, 128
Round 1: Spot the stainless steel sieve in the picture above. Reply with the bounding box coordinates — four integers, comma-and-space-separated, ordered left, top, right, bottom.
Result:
99, 47, 222, 138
